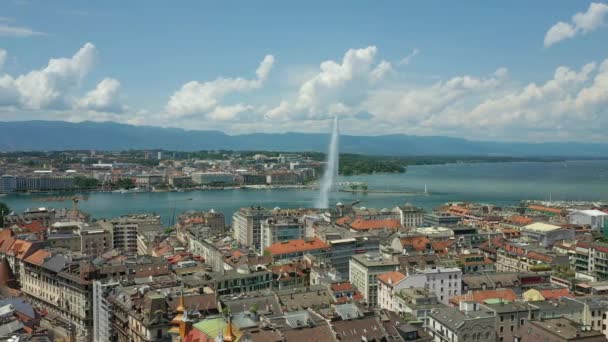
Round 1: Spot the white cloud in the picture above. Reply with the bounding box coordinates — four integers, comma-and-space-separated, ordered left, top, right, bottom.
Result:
13, 42, 97, 109
76, 78, 125, 113
0, 17, 45, 37
0, 43, 127, 119
207, 104, 253, 121
370, 60, 393, 81
166, 54, 274, 117
0, 49, 6, 70
398, 48, 420, 65
544, 2, 608, 47
266, 46, 391, 121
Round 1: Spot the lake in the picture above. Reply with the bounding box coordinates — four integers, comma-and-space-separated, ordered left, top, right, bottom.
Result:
2, 160, 608, 226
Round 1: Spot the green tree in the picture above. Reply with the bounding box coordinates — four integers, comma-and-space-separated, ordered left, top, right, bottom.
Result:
0, 202, 10, 227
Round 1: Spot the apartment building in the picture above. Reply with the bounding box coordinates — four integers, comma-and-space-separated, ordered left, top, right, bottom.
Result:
349, 253, 400, 307
232, 206, 271, 251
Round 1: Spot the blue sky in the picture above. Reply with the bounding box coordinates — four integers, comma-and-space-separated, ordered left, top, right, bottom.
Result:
1, 1, 608, 142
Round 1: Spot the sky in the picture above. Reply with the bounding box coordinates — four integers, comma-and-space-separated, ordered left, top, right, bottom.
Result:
1, 1, 608, 142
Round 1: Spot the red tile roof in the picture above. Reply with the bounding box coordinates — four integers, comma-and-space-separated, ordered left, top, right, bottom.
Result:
350, 219, 401, 231
539, 288, 573, 299
265, 237, 329, 256
24, 249, 51, 266
399, 236, 431, 251
19, 220, 46, 233
508, 215, 534, 226
330, 282, 354, 292
335, 216, 353, 226
377, 271, 406, 286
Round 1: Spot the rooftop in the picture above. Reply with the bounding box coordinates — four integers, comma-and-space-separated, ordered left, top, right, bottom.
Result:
265, 237, 329, 256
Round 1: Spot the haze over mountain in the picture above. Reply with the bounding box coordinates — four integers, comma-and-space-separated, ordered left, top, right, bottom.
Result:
1, 121, 607, 157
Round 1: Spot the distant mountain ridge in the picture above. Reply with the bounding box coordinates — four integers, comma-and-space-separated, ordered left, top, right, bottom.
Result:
1, 120, 607, 157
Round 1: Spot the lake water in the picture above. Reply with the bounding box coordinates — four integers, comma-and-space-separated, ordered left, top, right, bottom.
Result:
2, 160, 608, 226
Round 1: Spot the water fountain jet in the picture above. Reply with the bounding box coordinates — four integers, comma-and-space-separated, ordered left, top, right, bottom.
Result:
316, 116, 339, 208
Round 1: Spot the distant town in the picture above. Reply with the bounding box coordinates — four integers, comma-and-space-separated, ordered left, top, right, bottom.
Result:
0, 149, 583, 195
0, 196, 608, 341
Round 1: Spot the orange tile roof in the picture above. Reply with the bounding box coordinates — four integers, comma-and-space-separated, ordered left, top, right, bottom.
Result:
377, 271, 407, 286
539, 288, 573, 299
0, 229, 14, 240
331, 282, 354, 292
265, 237, 330, 256
450, 288, 517, 305
0, 236, 16, 254
431, 240, 454, 254
10, 240, 34, 260
400, 236, 431, 251
349, 219, 401, 231
19, 221, 47, 233
335, 216, 352, 226
24, 249, 51, 266
508, 215, 534, 226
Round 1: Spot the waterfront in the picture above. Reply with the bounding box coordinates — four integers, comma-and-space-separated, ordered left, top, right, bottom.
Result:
3, 159, 608, 225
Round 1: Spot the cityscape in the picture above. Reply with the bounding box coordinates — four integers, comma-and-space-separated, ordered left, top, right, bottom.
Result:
2, 1, 608, 342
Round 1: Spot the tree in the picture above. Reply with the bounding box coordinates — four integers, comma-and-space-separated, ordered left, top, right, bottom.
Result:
0, 202, 10, 227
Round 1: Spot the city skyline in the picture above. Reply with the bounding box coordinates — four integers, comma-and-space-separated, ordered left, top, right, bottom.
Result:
1, 1, 608, 142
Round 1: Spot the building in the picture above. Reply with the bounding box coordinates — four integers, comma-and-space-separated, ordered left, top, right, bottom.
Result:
426, 306, 496, 342
135, 174, 164, 187
521, 222, 575, 247
519, 317, 608, 342
191, 172, 234, 185
92, 279, 120, 342
232, 207, 271, 251
99, 215, 163, 255
424, 212, 462, 226
260, 217, 305, 252
496, 242, 569, 273
478, 301, 540, 342
349, 253, 400, 307
398, 205, 425, 228
569, 209, 608, 233
378, 267, 462, 307
19, 252, 96, 341
265, 171, 300, 185
0, 175, 17, 193
264, 237, 330, 262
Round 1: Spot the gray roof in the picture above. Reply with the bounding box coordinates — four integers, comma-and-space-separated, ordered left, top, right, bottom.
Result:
41, 254, 69, 273
0, 319, 24, 336
0, 298, 36, 319
429, 307, 493, 331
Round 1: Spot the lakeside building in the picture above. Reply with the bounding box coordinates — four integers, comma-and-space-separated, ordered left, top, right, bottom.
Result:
569, 209, 608, 233
191, 171, 235, 185
496, 242, 569, 273
0, 174, 75, 193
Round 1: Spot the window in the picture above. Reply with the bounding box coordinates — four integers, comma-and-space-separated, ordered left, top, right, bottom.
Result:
500, 326, 504, 333
500, 316, 504, 323
520, 318, 524, 326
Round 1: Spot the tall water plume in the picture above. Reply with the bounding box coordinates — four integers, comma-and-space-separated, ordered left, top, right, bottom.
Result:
316, 116, 339, 208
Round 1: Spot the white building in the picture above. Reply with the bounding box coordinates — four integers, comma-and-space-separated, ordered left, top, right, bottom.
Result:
569, 209, 608, 231
349, 253, 400, 307
92, 280, 120, 342
191, 172, 234, 185
378, 267, 462, 308
521, 222, 575, 247
397, 205, 425, 228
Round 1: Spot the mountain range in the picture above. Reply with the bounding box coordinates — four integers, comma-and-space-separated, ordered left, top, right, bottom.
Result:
1, 120, 607, 157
